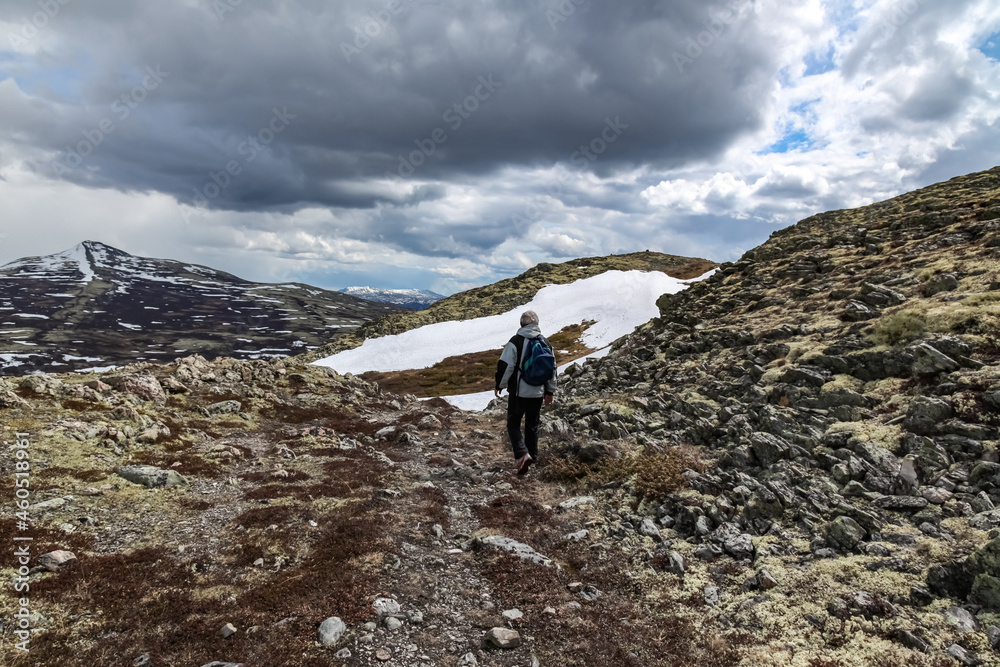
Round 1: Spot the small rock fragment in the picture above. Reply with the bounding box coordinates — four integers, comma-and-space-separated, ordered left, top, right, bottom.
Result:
483, 627, 521, 649
373, 597, 401, 616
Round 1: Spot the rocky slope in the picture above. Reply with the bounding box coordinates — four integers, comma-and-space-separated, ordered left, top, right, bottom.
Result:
0, 242, 404, 376
547, 165, 1000, 664
2, 167, 1000, 667
0, 354, 741, 667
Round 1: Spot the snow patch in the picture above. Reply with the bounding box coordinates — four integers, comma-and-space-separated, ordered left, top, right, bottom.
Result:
314, 270, 707, 375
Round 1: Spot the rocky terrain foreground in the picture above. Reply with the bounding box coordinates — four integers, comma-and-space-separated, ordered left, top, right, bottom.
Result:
1, 165, 1000, 666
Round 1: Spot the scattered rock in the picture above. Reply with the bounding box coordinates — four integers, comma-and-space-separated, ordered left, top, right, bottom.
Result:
117, 465, 187, 488
218, 623, 237, 639
205, 400, 242, 415
828, 516, 866, 551
483, 627, 521, 649
473, 535, 559, 569
946, 644, 979, 666
372, 598, 401, 616
558, 495, 596, 510
318, 616, 346, 645
37, 550, 77, 572
944, 607, 978, 634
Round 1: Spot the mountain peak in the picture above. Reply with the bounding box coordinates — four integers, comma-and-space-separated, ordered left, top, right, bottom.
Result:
77, 240, 126, 253
339, 286, 445, 310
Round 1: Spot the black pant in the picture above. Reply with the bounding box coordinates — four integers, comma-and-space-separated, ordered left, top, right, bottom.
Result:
507, 395, 543, 461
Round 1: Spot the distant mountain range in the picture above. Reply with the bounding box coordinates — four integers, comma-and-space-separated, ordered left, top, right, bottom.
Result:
0, 241, 405, 375
338, 286, 444, 310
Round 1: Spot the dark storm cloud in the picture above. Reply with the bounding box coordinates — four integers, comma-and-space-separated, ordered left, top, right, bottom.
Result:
2, 0, 773, 217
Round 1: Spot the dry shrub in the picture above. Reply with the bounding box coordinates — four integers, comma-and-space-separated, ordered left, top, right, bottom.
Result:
481, 555, 746, 667
414, 485, 450, 530
19, 499, 392, 667
259, 402, 380, 436
240, 469, 311, 483
542, 442, 709, 502
633, 445, 709, 501
473, 495, 555, 546
129, 449, 224, 479
872, 308, 927, 345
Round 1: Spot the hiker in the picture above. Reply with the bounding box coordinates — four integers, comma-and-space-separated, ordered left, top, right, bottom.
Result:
494, 310, 557, 475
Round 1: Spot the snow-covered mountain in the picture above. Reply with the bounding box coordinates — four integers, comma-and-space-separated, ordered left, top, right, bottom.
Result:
0, 241, 405, 375
339, 286, 444, 310
315, 269, 714, 410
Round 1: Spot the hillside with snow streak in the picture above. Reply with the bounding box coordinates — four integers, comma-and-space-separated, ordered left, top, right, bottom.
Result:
0, 241, 405, 375
312, 269, 712, 379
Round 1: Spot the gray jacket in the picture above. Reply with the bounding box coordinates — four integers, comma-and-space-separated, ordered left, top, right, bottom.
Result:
495, 324, 558, 398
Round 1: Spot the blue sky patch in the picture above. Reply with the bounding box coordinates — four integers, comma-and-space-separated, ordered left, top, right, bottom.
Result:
804, 44, 836, 76
761, 129, 814, 154
979, 32, 1000, 61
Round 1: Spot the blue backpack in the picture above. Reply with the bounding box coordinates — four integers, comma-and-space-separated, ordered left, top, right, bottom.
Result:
520, 336, 556, 386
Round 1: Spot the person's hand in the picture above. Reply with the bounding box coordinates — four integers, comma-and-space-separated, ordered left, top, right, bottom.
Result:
494, 389, 501, 398
544, 394, 554, 406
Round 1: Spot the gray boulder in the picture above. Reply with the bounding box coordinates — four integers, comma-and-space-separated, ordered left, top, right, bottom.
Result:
905, 396, 952, 434
750, 432, 791, 467
205, 400, 242, 415
116, 374, 167, 404
117, 465, 188, 488
908, 343, 960, 376
844, 300, 877, 321
318, 617, 346, 645
828, 516, 866, 551
473, 535, 559, 569
925, 273, 959, 296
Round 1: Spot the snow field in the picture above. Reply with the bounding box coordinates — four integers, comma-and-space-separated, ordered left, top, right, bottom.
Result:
313, 270, 710, 376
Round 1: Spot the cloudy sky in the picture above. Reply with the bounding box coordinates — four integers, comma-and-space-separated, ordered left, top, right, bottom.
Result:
1, 0, 998, 294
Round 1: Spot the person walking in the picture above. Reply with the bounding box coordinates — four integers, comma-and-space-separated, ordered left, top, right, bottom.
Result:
495, 310, 557, 475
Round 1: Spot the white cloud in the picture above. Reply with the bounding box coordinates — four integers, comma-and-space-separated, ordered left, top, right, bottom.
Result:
1, 0, 998, 287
